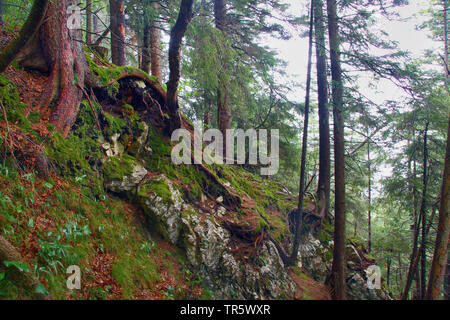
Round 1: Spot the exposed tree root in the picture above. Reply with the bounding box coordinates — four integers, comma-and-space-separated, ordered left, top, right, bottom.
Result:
0, 235, 50, 299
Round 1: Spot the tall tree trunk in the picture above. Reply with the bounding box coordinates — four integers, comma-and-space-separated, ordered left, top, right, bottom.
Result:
93, 9, 99, 35
314, 0, 331, 217
326, 0, 347, 300
444, 0, 448, 89
387, 256, 391, 288
86, 0, 92, 45
214, 0, 231, 157
288, 0, 314, 267
368, 139, 372, 252
141, 23, 151, 73
110, 0, 126, 66
0, 0, 49, 73
150, 2, 162, 83
420, 122, 429, 299
402, 125, 430, 300
166, 0, 194, 132
409, 134, 422, 299
425, 114, 450, 300
141, 2, 162, 83
15, 0, 87, 137
445, 256, 450, 300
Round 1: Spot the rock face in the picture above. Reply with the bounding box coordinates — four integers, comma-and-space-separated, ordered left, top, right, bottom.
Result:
137, 175, 184, 245
104, 165, 390, 299
100, 139, 388, 300
134, 174, 295, 299
298, 234, 392, 300
180, 206, 295, 299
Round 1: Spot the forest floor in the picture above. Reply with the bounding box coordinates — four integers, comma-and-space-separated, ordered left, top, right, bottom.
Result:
0, 57, 329, 299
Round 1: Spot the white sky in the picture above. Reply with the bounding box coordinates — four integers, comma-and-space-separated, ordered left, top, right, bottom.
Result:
262, 0, 439, 104
260, 0, 441, 196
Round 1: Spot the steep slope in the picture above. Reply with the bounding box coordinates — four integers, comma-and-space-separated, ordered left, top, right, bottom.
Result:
0, 48, 390, 300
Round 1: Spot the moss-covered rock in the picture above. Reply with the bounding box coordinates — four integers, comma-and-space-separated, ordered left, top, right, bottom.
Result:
137, 174, 184, 245
103, 155, 147, 194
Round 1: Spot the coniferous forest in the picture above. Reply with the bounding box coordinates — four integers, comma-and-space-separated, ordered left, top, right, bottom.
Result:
0, 0, 448, 304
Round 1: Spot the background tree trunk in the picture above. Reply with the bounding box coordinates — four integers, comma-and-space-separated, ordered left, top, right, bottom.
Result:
326, 0, 347, 300
214, 0, 231, 157
141, 2, 162, 83
0, 0, 49, 73
150, 1, 162, 83
425, 114, 450, 300
15, 0, 87, 137
420, 122, 429, 299
288, 0, 314, 267
86, 0, 92, 45
314, 0, 331, 217
167, 0, 194, 132
110, 0, 126, 66
368, 139, 372, 252
141, 23, 151, 73
445, 258, 450, 299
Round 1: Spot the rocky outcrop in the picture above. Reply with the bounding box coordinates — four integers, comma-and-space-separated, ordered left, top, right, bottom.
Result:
180, 205, 295, 299
137, 175, 184, 245
132, 174, 295, 299
103, 156, 147, 194
298, 233, 392, 300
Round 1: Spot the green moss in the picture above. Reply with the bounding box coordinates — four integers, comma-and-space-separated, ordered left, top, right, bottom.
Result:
102, 154, 137, 181
46, 131, 104, 199
0, 74, 30, 130
122, 104, 134, 115
102, 112, 126, 138
138, 178, 173, 205
27, 111, 41, 123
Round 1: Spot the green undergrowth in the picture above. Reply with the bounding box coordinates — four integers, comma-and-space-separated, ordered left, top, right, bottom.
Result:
0, 74, 31, 131
46, 101, 104, 200
0, 164, 194, 300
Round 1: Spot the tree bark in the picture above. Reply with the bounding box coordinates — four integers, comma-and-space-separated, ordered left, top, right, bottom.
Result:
16, 0, 87, 137
141, 23, 151, 73
288, 0, 314, 267
86, 0, 92, 45
314, 0, 331, 217
402, 190, 424, 299
214, 0, 231, 157
402, 125, 430, 300
425, 114, 450, 300
141, 2, 162, 83
445, 256, 450, 299
444, 0, 448, 89
110, 0, 126, 66
167, 0, 194, 132
0, 0, 49, 73
387, 256, 391, 287
367, 135, 372, 253
420, 122, 429, 299
150, 2, 162, 83
326, 0, 347, 300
